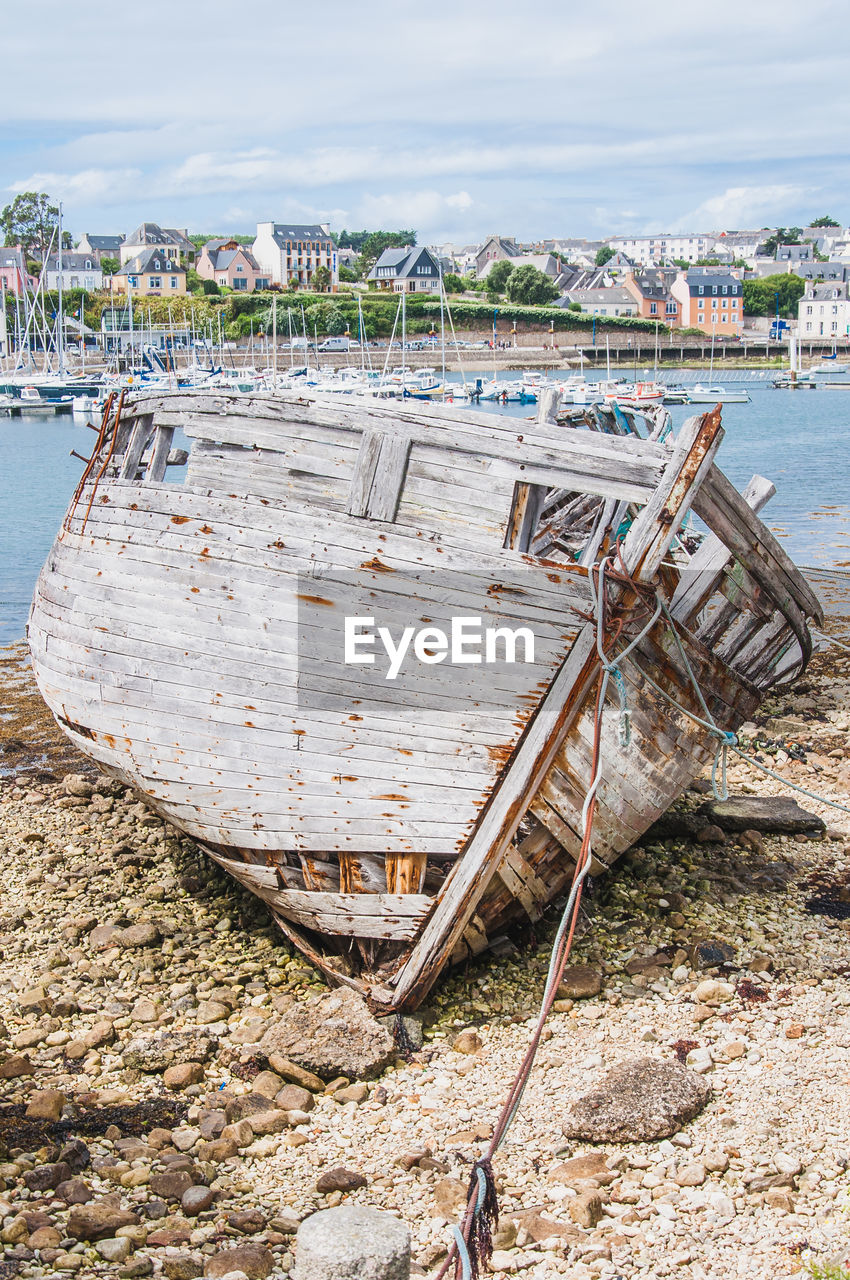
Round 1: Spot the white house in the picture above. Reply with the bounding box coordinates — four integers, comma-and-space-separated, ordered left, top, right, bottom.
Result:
43, 252, 103, 291
798, 282, 850, 338
252, 222, 338, 290
607, 233, 716, 265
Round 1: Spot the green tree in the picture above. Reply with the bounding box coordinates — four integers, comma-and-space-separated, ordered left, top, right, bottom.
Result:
567, 301, 581, 312
339, 264, 358, 283
742, 273, 806, 318
595, 245, 615, 267
443, 272, 464, 293
810, 215, 839, 228
100, 256, 119, 276
505, 265, 558, 306
760, 226, 804, 256
357, 229, 417, 277
312, 265, 331, 292
1, 191, 60, 261
487, 259, 515, 293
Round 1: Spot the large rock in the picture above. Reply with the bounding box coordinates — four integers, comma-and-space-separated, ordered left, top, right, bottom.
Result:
66, 1201, 140, 1241
700, 796, 825, 834
293, 1206, 410, 1280
260, 988, 394, 1081
204, 1243, 274, 1279
123, 1030, 218, 1072
561, 1057, 711, 1142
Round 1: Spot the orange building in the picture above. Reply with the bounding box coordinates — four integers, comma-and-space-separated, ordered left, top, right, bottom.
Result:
623, 269, 681, 326
670, 269, 744, 336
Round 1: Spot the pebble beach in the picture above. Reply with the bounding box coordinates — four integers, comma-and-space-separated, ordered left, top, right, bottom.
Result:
0, 609, 848, 1280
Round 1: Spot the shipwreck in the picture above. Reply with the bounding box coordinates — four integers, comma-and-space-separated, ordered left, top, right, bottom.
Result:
28, 388, 821, 1010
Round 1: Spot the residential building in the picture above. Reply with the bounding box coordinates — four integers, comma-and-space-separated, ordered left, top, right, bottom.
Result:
793, 261, 847, 283
474, 235, 520, 277
776, 242, 813, 262
608, 233, 716, 265
0, 245, 36, 295
119, 224, 196, 266
478, 251, 561, 281
367, 245, 442, 293
559, 287, 638, 317
196, 240, 270, 292
43, 253, 103, 292
798, 282, 850, 338
111, 249, 187, 296
623, 269, 681, 325
76, 233, 124, 261
670, 268, 744, 336
252, 222, 338, 290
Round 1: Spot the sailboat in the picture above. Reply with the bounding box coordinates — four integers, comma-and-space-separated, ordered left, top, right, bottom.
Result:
687, 328, 750, 403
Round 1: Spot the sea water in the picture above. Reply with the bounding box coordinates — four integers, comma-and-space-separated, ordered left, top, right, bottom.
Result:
1, 382, 849, 645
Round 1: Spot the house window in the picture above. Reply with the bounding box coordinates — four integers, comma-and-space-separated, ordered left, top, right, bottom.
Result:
232, 277, 247, 291
85, 276, 94, 289
128, 276, 139, 287
236, 265, 244, 272
806, 322, 812, 332
149, 277, 161, 288
70, 276, 79, 288
806, 305, 813, 315
698, 286, 704, 295
832, 321, 839, 332
170, 277, 178, 288
650, 302, 657, 314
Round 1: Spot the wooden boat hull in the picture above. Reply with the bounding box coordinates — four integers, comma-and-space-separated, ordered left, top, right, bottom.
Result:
28, 391, 821, 1009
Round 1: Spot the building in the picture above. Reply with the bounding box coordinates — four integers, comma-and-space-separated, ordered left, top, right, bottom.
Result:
111, 249, 187, 296
119, 224, 196, 266
367, 245, 442, 293
623, 269, 681, 325
560, 286, 638, 317
43, 253, 103, 291
776, 243, 814, 263
196, 240, 270, 292
670, 269, 744, 336
478, 251, 561, 281
0, 246, 36, 295
76, 234, 124, 261
798, 282, 850, 338
252, 223, 338, 290
474, 236, 520, 277
608, 233, 716, 265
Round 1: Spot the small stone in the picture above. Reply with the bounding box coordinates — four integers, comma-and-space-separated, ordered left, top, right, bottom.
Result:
95, 1237, 132, 1262
292, 1205, 410, 1280
675, 1162, 706, 1186
204, 1243, 274, 1279
251, 1070, 283, 1099
274, 1084, 315, 1113
703, 1150, 729, 1173
547, 1152, 611, 1184
315, 1166, 368, 1194
25, 1089, 67, 1122
433, 1177, 467, 1217
29, 1225, 63, 1250
182, 1186, 216, 1216
693, 979, 734, 1006
785, 1022, 805, 1039
452, 1030, 482, 1055
266, 1054, 324, 1093
690, 939, 736, 969
773, 1152, 802, 1176
163, 1063, 205, 1090
163, 1257, 204, 1280
568, 1191, 602, 1228
0, 1053, 35, 1078
269, 1211, 301, 1235
247, 1109, 289, 1136
19, 984, 51, 1012
702, 795, 825, 834
23, 1161, 72, 1191
335, 1083, 368, 1104
765, 1188, 796, 1212
695, 824, 726, 844
225, 1093, 277, 1123
556, 965, 603, 1000
119, 922, 161, 949
195, 1001, 228, 1025
149, 1170, 195, 1201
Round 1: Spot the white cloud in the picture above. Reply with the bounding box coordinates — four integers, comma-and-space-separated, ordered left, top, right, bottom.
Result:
9, 168, 143, 206
354, 190, 475, 233
673, 185, 814, 231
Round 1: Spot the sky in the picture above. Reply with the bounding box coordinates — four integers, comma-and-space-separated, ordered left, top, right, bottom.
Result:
3, 0, 850, 246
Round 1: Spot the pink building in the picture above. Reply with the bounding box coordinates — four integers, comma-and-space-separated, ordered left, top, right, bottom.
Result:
0, 246, 36, 295
197, 240, 270, 292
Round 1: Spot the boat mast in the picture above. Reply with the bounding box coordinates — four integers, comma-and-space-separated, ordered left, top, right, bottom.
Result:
439, 264, 446, 394
272, 297, 277, 389
401, 289, 406, 397
57, 202, 65, 379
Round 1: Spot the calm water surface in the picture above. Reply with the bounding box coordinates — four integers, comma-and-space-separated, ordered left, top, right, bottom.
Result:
1, 380, 848, 644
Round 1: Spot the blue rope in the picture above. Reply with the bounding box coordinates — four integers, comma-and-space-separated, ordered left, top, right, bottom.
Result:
451, 1228, 472, 1280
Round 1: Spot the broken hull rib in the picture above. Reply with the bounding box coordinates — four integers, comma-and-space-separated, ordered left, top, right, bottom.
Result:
28, 392, 821, 1010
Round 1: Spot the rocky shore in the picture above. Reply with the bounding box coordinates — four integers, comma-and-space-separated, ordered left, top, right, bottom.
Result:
1, 619, 848, 1280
